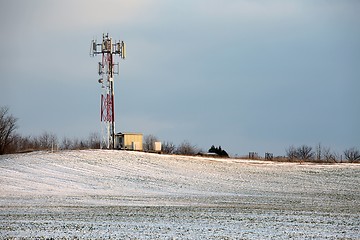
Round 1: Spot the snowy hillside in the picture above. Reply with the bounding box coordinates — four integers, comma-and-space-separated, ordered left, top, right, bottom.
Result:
1, 150, 359, 239
1, 149, 359, 207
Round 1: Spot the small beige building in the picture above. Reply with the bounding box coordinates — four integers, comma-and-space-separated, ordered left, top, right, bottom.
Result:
153, 141, 162, 152
115, 133, 143, 151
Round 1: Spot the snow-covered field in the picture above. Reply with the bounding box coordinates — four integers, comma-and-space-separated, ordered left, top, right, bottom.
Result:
0, 150, 359, 239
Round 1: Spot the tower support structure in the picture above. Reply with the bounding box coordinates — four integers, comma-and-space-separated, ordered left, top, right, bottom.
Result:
90, 33, 126, 149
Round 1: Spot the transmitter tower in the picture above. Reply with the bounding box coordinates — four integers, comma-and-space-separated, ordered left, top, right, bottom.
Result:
90, 33, 126, 149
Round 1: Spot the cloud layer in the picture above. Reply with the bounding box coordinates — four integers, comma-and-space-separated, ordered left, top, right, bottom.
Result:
0, 0, 359, 155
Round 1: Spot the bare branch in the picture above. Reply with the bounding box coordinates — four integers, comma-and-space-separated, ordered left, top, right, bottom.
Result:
344, 147, 360, 163
0, 106, 18, 154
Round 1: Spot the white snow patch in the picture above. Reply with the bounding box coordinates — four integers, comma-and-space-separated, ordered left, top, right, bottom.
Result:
0, 150, 359, 239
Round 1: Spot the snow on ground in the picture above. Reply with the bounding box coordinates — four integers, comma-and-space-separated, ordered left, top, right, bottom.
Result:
0, 150, 359, 239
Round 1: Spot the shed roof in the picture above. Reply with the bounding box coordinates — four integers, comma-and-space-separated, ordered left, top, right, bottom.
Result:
116, 132, 143, 136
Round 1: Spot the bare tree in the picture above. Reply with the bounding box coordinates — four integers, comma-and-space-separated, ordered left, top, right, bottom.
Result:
38, 132, 58, 150
286, 145, 315, 162
4, 133, 22, 153
286, 145, 298, 161
61, 137, 73, 150
88, 132, 100, 149
70, 138, 89, 150
72, 138, 81, 149
12, 134, 33, 153
297, 145, 314, 161
344, 147, 360, 163
322, 146, 338, 163
0, 106, 18, 154
162, 141, 176, 154
143, 134, 159, 152
176, 141, 198, 155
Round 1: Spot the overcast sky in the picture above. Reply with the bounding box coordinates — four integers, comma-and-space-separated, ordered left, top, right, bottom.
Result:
0, 0, 359, 156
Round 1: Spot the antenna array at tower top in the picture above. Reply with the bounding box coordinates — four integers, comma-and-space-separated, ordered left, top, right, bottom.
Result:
90, 33, 126, 59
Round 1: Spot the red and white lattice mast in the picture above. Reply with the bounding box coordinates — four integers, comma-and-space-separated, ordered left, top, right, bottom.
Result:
90, 33, 126, 149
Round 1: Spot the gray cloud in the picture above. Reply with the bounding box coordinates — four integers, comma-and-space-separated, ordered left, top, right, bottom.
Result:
0, 0, 359, 155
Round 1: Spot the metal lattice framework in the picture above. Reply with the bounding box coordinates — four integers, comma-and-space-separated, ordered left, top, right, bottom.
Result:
90, 33, 126, 149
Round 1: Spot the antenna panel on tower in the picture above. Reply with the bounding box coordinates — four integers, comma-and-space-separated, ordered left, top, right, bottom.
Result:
121, 41, 126, 59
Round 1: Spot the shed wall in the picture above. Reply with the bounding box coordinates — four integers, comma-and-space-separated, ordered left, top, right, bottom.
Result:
124, 134, 143, 151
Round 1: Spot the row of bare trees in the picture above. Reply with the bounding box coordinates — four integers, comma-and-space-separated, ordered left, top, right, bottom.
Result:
60, 132, 100, 150
286, 144, 360, 163
1, 106, 100, 154
143, 134, 200, 155
1, 106, 359, 163
3, 131, 100, 154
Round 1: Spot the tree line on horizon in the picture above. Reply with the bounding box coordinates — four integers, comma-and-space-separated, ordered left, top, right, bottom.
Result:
1, 106, 359, 163
0, 106, 100, 154
284, 144, 360, 163
143, 134, 229, 157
